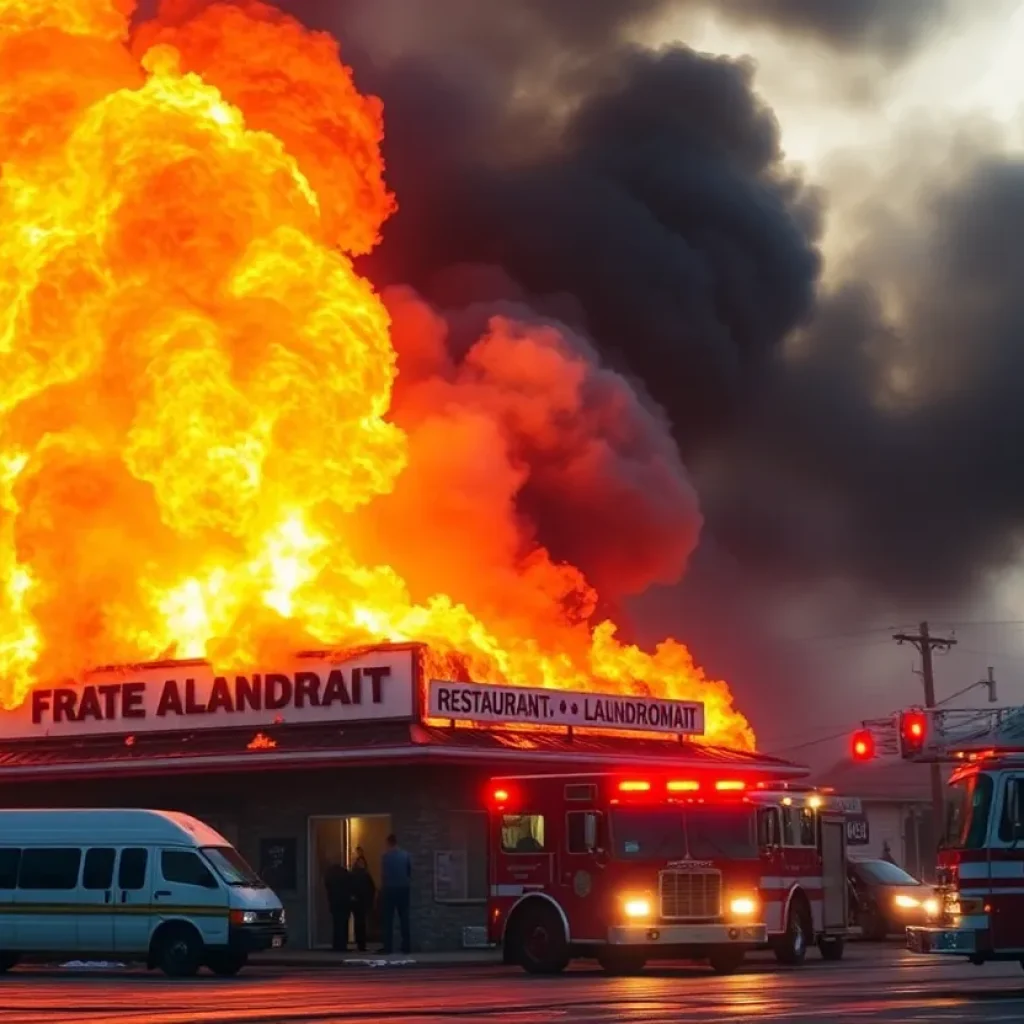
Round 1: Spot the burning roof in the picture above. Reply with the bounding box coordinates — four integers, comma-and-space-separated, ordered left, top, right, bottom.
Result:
0, 0, 752, 751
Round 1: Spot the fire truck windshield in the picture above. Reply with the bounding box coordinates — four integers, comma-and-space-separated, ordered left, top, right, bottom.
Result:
610, 806, 757, 860
942, 771, 994, 850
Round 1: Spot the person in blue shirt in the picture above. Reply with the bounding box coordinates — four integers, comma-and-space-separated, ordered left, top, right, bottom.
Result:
380, 833, 412, 954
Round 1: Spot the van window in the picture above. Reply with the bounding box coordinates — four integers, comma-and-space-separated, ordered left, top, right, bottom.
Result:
18, 848, 81, 890
162, 850, 218, 889
118, 848, 148, 890
82, 848, 116, 890
0, 849, 20, 889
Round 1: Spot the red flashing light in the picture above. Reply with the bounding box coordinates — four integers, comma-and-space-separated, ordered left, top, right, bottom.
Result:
667, 780, 700, 792
851, 729, 875, 761
715, 780, 746, 792
618, 780, 651, 792
491, 787, 510, 804
900, 710, 928, 757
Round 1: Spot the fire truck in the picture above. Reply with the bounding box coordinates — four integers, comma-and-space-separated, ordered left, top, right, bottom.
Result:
487, 771, 852, 975
868, 705, 1024, 967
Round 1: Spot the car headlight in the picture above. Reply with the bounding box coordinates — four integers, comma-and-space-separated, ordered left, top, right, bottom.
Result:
893, 894, 920, 910
923, 898, 939, 918
622, 896, 652, 919
729, 896, 759, 917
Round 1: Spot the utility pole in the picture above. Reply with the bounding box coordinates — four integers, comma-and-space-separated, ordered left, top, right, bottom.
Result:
893, 621, 957, 872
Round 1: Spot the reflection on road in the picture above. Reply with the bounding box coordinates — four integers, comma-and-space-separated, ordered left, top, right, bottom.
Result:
3, 945, 1024, 1023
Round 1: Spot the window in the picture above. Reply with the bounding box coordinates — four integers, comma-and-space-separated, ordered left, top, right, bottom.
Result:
799, 809, 817, 847
82, 848, 116, 890
758, 807, 780, 847
998, 776, 1024, 843
18, 848, 81, 890
0, 849, 20, 889
162, 850, 218, 888
202, 847, 264, 888
944, 773, 993, 850
501, 814, 545, 853
567, 811, 601, 854
853, 860, 921, 886
565, 784, 597, 802
118, 848, 148, 890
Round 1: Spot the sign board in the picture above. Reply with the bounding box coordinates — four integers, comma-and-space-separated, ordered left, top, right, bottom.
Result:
427, 679, 704, 736
830, 796, 863, 815
259, 837, 298, 891
846, 814, 870, 846
433, 850, 469, 902
0, 647, 416, 740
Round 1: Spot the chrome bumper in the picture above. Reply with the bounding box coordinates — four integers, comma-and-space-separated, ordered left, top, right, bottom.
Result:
907, 925, 977, 955
607, 923, 766, 946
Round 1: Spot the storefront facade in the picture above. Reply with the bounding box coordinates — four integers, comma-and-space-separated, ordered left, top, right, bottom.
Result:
0, 643, 801, 951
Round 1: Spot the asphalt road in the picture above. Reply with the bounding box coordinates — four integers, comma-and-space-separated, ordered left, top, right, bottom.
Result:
4, 944, 1024, 1023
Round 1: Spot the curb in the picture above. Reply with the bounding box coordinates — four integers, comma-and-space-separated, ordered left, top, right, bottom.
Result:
253, 955, 501, 970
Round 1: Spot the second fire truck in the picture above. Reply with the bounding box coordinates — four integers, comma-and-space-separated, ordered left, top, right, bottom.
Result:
487, 771, 852, 974
866, 705, 1024, 968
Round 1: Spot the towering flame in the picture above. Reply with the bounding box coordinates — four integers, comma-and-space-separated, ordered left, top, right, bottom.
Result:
0, 0, 754, 749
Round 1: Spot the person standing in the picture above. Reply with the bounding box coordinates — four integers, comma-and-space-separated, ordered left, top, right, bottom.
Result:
350, 846, 376, 953
379, 833, 411, 954
323, 858, 352, 952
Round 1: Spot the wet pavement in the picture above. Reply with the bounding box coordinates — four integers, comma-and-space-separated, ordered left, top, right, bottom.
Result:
4, 944, 1024, 1023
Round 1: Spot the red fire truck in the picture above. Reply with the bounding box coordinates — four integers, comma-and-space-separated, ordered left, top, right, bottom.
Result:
868, 705, 1024, 967
487, 771, 852, 975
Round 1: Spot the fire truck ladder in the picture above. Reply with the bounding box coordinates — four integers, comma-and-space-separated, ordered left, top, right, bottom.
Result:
900, 706, 1024, 762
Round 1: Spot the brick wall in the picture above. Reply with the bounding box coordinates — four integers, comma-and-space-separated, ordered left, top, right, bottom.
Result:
1, 763, 489, 952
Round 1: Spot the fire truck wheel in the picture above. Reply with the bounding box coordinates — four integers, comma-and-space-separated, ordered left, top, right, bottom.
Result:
514, 902, 570, 975
596, 949, 647, 976
818, 936, 845, 961
708, 946, 745, 975
774, 898, 812, 966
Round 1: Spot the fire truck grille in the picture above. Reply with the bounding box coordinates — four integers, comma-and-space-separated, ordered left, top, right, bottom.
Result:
658, 869, 723, 920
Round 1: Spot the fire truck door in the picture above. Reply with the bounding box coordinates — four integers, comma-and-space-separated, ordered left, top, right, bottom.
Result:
820, 816, 848, 930
558, 810, 606, 941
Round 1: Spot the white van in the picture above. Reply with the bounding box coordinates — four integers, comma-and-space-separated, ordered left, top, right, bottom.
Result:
0, 809, 286, 976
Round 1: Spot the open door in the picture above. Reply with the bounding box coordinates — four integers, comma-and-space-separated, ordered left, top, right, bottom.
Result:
819, 816, 848, 931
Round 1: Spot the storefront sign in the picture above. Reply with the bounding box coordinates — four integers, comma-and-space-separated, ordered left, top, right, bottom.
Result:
846, 814, 870, 846
831, 796, 863, 814
0, 647, 417, 739
427, 679, 705, 736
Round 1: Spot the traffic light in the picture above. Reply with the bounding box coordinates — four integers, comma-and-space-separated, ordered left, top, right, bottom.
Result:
851, 729, 875, 761
899, 709, 928, 758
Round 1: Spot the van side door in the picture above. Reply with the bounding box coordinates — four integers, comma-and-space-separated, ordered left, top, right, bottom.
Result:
0, 849, 19, 949
78, 848, 117, 953
113, 847, 153, 954
14, 847, 82, 951
158, 848, 230, 948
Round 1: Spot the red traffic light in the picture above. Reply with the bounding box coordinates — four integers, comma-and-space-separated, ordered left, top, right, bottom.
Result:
851, 729, 875, 761
900, 709, 928, 757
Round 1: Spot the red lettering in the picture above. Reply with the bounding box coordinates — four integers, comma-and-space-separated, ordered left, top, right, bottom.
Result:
53, 689, 77, 723
235, 674, 261, 711
322, 670, 350, 707
122, 681, 146, 719
97, 683, 120, 719
207, 676, 234, 714
363, 666, 390, 703
265, 673, 292, 711
350, 668, 362, 704
294, 671, 321, 708
31, 688, 52, 725
184, 678, 205, 715
156, 679, 183, 717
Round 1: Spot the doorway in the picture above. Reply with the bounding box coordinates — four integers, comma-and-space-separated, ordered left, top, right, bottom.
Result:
307, 814, 392, 949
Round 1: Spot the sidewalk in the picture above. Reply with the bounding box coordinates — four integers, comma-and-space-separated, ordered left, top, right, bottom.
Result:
252, 948, 503, 969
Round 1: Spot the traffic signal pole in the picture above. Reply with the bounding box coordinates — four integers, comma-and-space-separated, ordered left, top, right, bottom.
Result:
893, 621, 956, 868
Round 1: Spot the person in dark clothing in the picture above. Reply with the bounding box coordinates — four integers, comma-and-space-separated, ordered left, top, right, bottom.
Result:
350, 847, 376, 953
379, 833, 412, 954
323, 860, 352, 951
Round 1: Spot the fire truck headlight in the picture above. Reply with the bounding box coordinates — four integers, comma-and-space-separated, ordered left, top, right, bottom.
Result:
728, 896, 758, 917
893, 894, 920, 910
622, 896, 652, 919
923, 898, 939, 918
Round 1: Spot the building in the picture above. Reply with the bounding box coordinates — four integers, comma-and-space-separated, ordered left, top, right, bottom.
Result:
811, 757, 935, 880
0, 642, 804, 951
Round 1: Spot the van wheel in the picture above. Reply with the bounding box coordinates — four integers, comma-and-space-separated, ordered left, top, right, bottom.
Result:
205, 951, 248, 976
514, 902, 569, 975
155, 925, 203, 978
774, 898, 811, 966
0, 952, 19, 973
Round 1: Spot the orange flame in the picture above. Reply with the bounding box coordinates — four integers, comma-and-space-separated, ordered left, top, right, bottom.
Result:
0, 0, 754, 750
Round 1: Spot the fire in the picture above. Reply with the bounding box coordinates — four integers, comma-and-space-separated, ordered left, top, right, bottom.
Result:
0, 0, 754, 750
